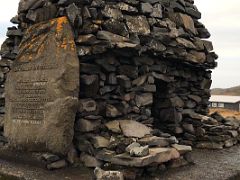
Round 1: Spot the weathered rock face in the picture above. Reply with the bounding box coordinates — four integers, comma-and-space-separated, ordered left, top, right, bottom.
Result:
4, 17, 79, 155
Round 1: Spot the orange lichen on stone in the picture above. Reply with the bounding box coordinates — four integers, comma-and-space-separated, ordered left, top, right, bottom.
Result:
51, 16, 68, 34
60, 38, 77, 52
37, 41, 45, 56
60, 37, 68, 50
18, 33, 48, 62
70, 41, 76, 52
50, 17, 76, 51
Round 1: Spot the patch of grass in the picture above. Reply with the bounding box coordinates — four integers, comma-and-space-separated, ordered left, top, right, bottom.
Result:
209, 108, 240, 119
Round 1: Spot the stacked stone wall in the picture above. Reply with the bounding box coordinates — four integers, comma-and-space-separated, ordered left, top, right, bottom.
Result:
0, 0, 238, 176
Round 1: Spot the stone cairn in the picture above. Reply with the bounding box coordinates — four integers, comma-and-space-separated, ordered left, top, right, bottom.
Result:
0, 0, 239, 178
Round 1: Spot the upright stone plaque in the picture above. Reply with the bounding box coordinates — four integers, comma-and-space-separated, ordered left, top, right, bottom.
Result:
4, 17, 79, 155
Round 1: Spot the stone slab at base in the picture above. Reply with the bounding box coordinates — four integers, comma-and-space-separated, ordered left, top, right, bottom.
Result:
0, 146, 240, 180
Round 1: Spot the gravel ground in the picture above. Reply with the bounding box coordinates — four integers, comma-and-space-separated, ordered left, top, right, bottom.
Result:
158, 146, 240, 180
1, 146, 240, 180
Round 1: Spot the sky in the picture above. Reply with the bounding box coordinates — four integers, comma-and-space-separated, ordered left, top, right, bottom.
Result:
0, 0, 240, 88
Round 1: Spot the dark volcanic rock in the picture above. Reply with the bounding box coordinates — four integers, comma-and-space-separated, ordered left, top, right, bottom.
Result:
101, 5, 123, 19
18, 0, 44, 13
80, 75, 99, 97
141, 3, 153, 14
26, 4, 57, 23
103, 19, 129, 37
125, 15, 151, 35
65, 3, 82, 27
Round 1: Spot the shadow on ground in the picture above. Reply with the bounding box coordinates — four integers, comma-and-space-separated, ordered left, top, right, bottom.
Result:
0, 174, 24, 180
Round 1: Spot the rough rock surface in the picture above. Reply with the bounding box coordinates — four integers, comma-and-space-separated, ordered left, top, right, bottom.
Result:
119, 120, 152, 138
4, 17, 79, 155
94, 167, 124, 180
96, 147, 180, 167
